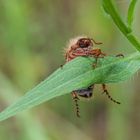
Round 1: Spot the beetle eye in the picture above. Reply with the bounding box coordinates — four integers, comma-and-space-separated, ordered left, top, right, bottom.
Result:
79, 40, 88, 48
80, 44, 87, 48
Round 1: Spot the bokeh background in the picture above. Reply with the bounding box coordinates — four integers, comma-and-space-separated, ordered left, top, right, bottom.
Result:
0, 0, 140, 140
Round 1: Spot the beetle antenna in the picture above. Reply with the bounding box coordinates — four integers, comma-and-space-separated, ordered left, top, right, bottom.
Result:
91, 38, 102, 45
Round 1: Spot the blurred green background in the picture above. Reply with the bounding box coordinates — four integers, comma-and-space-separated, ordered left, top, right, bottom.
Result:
0, 0, 140, 140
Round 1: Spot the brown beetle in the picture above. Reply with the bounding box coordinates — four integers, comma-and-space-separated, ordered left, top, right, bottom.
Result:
64, 36, 120, 117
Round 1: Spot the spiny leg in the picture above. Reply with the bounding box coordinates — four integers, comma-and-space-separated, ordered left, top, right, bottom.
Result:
89, 50, 106, 68
102, 84, 121, 104
72, 92, 80, 117
100, 53, 123, 104
92, 55, 105, 68
93, 57, 98, 68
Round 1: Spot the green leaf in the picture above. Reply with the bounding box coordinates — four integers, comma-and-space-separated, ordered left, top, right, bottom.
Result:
0, 52, 140, 121
102, 0, 140, 52
127, 0, 138, 28
102, 0, 131, 34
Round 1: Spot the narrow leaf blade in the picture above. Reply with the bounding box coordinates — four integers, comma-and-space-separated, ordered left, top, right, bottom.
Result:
127, 0, 138, 28
0, 52, 140, 121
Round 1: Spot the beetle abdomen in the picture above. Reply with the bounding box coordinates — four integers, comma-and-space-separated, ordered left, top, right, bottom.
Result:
74, 85, 94, 98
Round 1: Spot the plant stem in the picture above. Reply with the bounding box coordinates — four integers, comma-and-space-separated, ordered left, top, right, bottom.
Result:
102, 0, 140, 52
127, 0, 137, 28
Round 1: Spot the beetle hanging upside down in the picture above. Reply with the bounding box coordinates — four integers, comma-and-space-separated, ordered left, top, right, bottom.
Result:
64, 36, 121, 117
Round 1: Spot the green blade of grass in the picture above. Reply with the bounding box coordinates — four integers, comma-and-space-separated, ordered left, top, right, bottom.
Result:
127, 0, 138, 28
102, 0, 140, 52
102, 0, 131, 34
0, 52, 140, 121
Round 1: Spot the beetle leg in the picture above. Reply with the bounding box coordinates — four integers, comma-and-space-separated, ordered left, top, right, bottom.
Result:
102, 84, 121, 104
72, 92, 80, 117
89, 49, 106, 57
88, 49, 106, 68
